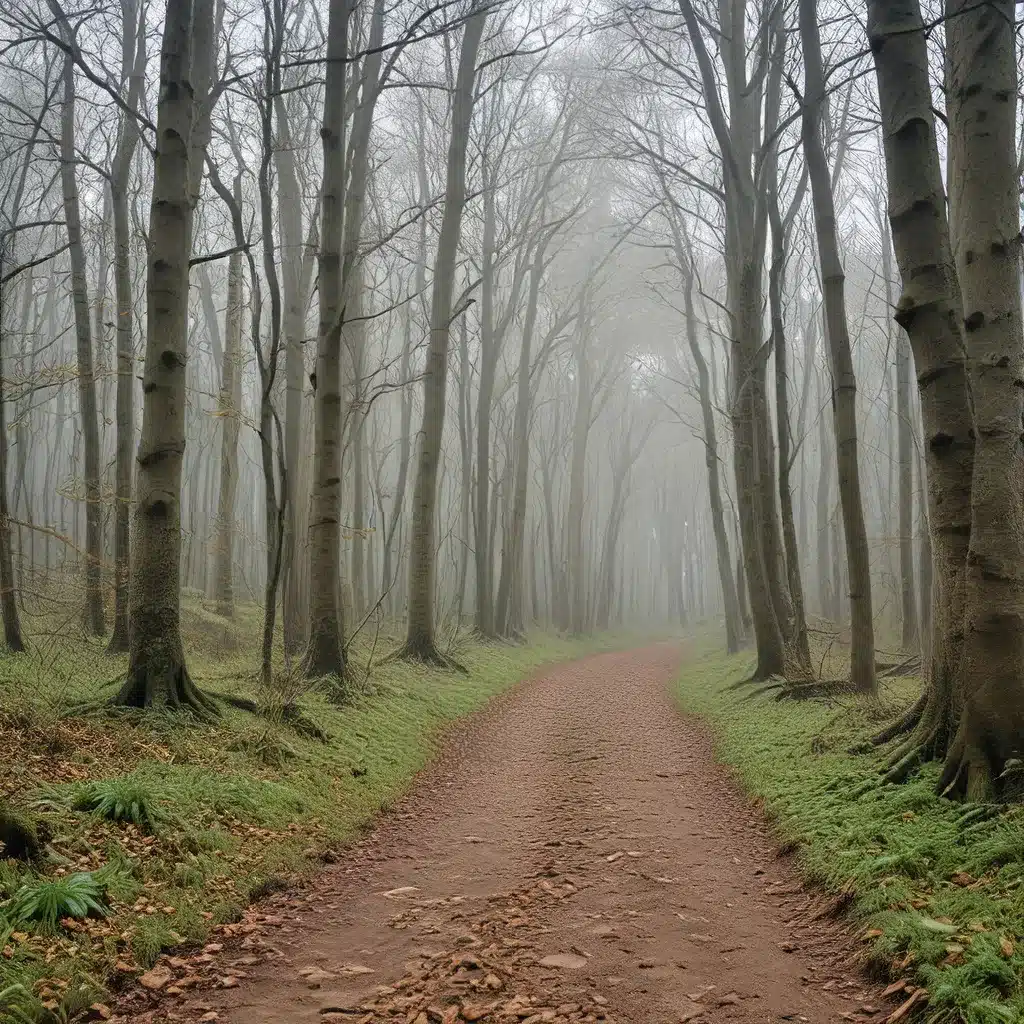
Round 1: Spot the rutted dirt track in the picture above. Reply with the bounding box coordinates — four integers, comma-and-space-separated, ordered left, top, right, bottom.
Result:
119, 644, 891, 1024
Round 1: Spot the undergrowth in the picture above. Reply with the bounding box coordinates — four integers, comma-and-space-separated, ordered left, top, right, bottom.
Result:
0, 600, 638, 1023
673, 643, 1024, 1024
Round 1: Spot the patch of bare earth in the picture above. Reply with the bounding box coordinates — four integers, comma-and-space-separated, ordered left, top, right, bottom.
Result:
114, 644, 898, 1024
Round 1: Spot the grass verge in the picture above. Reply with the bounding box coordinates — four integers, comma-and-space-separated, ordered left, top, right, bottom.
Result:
673, 643, 1024, 1024
0, 607, 637, 1023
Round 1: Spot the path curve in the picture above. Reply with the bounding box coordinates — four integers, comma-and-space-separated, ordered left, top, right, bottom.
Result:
121, 644, 888, 1024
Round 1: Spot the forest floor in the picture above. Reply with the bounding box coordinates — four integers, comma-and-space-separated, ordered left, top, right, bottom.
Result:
0, 600, 634, 1024
109, 643, 898, 1024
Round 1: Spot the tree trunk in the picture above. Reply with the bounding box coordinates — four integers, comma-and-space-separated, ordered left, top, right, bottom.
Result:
766, 136, 811, 675
275, 92, 312, 656
401, 3, 487, 662
302, 0, 351, 679
679, 254, 742, 654
868, 0, 973, 768
567, 332, 593, 637
473, 183, 498, 636
212, 236, 243, 618
116, 0, 218, 712
59, 47, 105, 635
938, 0, 1024, 800
494, 246, 547, 637
800, 0, 876, 693
107, 0, 145, 655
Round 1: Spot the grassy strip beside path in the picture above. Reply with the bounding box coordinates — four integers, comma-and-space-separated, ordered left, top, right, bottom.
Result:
0, 623, 632, 1023
673, 645, 1024, 1024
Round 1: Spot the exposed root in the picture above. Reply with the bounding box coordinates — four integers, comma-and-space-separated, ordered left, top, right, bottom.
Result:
728, 666, 775, 690
389, 641, 468, 674
877, 653, 922, 678
868, 691, 926, 748
110, 662, 220, 719
775, 679, 860, 702
883, 745, 925, 785
740, 681, 787, 702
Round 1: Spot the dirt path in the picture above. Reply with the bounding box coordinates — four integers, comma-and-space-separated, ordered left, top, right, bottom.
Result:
119, 644, 890, 1024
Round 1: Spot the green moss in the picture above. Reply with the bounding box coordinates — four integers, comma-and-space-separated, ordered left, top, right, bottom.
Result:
673, 646, 1024, 1024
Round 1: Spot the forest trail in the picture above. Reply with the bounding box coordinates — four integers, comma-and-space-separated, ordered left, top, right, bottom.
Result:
125, 645, 886, 1024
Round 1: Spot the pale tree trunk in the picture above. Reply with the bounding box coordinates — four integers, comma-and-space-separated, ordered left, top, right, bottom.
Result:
595, 419, 653, 631
672, 236, 742, 654
401, 3, 487, 662
455, 314, 472, 622
939, 0, 1024, 800
58, 45, 105, 635
800, 0, 876, 693
212, 230, 243, 619
302, 0, 351, 679
347, 270, 367, 621
474, 181, 498, 636
275, 91, 312, 655
867, 0, 973, 768
567, 328, 594, 637
116, 0, 218, 712
494, 244, 551, 637
764, 94, 811, 674
677, 0, 787, 678
107, 0, 145, 654
383, 98, 429, 617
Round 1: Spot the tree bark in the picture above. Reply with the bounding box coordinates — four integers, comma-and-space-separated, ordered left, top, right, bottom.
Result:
212, 229, 242, 619
400, 3, 487, 662
800, 0, 876, 693
116, 0, 218, 713
677, 248, 742, 654
868, 0, 974, 768
302, 0, 351, 679
59, 45, 105, 635
939, 0, 1024, 800
107, 0, 146, 655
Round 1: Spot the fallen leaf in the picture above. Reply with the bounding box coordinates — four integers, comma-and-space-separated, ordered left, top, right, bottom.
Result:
918, 917, 956, 934
1000, 936, 1015, 957
139, 966, 173, 992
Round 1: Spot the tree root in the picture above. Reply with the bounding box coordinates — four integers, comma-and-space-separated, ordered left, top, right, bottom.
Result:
388, 641, 468, 673
775, 679, 860, 701
868, 692, 926, 749
109, 662, 220, 719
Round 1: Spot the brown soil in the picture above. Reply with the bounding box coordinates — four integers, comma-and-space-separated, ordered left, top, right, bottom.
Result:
114, 643, 894, 1024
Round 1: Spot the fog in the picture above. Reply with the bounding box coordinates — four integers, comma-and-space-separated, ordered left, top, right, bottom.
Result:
0, 0, 986, 708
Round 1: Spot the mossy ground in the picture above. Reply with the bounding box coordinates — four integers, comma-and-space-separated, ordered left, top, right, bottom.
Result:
0, 597, 639, 1023
673, 635, 1024, 1024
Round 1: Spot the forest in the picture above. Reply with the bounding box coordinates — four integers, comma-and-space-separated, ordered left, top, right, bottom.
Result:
1, 0, 1024, 1021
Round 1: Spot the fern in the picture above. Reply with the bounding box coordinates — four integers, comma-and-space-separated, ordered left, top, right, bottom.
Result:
72, 778, 164, 832
4, 872, 108, 934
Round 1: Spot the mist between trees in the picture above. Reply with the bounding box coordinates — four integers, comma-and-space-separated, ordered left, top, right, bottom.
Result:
0, 0, 1021, 798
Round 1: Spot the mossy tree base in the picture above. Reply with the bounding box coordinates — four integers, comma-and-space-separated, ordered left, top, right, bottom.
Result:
301, 627, 347, 682
111, 661, 219, 719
